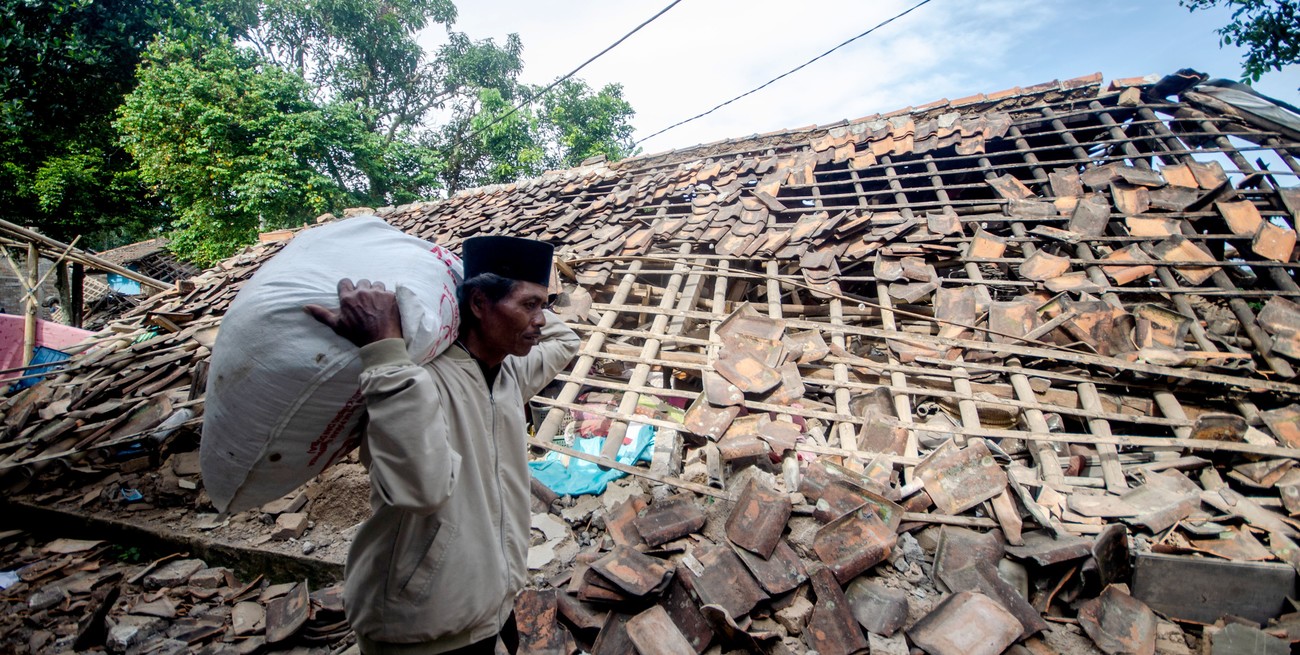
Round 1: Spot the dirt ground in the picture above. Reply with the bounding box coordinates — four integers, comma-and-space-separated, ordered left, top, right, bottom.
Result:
16, 451, 374, 568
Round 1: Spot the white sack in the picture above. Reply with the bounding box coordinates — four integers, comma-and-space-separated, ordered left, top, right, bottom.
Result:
201, 216, 462, 513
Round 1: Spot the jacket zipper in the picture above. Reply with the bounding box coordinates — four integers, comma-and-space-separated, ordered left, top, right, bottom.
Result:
489, 374, 510, 594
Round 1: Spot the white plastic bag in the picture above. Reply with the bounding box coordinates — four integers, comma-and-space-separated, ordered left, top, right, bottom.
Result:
201, 216, 462, 513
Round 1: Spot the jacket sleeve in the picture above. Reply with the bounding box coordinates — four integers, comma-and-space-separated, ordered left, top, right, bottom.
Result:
356, 338, 461, 514
511, 310, 581, 402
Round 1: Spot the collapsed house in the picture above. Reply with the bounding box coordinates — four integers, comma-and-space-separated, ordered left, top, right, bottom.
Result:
1, 71, 1299, 654
82, 238, 201, 330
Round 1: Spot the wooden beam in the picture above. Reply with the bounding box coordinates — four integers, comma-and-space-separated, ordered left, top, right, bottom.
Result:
23, 242, 37, 366
0, 219, 170, 292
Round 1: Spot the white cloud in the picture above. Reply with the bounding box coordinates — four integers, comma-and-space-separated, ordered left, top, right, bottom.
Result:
418, 0, 1299, 154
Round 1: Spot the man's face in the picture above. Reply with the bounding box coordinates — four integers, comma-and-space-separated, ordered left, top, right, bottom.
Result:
472, 280, 549, 358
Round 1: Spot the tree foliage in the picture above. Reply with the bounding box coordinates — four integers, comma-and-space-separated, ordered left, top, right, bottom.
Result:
540, 81, 637, 170
1182, 0, 1300, 82
438, 80, 636, 192
116, 38, 365, 264
0, 0, 639, 264
0, 0, 185, 246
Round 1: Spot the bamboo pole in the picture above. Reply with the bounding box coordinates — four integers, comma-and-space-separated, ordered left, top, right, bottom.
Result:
0, 219, 170, 292
23, 242, 37, 366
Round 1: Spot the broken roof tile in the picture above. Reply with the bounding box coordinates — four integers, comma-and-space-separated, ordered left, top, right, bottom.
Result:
1160, 163, 1199, 189
1112, 182, 1152, 215
1115, 166, 1166, 188
725, 479, 791, 559
805, 566, 869, 655
908, 591, 1021, 655
1147, 185, 1199, 211
1019, 250, 1072, 281
626, 605, 697, 655
813, 504, 897, 584
1067, 194, 1112, 236
1125, 216, 1181, 237
989, 174, 1035, 200
1216, 200, 1265, 237
1148, 235, 1221, 285
731, 539, 807, 596
1187, 160, 1229, 189
679, 545, 768, 619
1049, 168, 1085, 198
11, 71, 1300, 655
968, 228, 1008, 259
1101, 244, 1157, 285
1077, 585, 1157, 655
1253, 221, 1297, 263
915, 440, 1009, 515
634, 496, 707, 547
1261, 404, 1300, 449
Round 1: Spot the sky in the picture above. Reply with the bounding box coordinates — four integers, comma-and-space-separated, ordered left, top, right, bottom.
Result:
419, 0, 1300, 158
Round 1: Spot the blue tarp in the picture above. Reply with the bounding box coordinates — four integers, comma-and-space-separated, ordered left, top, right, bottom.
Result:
12, 346, 69, 391
529, 424, 655, 497
106, 272, 142, 295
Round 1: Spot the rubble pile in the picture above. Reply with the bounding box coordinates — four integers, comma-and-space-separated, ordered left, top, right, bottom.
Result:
512, 436, 1300, 654
2, 73, 1300, 654
0, 534, 350, 654
0, 241, 279, 498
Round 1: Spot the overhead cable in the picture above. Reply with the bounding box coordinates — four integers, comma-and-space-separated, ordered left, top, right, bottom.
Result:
633, 0, 938, 148
468, 0, 685, 140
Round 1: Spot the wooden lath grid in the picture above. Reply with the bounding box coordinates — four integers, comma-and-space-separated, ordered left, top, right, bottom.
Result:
518, 89, 1300, 503
3, 78, 1299, 534
533, 253, 1298, 499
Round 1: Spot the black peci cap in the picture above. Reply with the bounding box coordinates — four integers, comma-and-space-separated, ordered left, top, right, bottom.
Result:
462, 236, 553, 287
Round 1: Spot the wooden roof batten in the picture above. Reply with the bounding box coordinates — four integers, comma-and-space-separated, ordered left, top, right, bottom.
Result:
4, 76, 1300, 650
4, 70, 1300, 652
4, 71, 1298, 475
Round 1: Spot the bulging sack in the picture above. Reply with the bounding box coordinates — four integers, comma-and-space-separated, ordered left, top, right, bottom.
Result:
201, 216, 462, 513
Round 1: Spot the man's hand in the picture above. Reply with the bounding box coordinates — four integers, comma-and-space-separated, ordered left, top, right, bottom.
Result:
304, 279, 403, 348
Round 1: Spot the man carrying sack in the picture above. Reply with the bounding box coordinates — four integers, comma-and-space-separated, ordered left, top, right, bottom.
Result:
305, 236, 580, 654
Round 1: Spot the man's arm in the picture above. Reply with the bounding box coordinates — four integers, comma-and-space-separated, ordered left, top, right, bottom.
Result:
355, 339, 460, 514
512, 310, 581, 401
306, 279, 460, 514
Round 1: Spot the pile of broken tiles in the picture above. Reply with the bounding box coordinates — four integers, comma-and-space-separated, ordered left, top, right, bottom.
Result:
0, 534, 349, 654
514, 446, 1300, 655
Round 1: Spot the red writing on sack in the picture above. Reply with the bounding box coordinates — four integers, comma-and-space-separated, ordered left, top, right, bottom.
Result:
307, 389, 366, 467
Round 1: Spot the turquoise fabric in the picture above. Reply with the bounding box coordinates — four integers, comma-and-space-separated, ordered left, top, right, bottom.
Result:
529, 424, 655, 497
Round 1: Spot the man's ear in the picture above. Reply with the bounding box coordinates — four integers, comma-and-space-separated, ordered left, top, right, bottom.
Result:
468, 287, 491, 321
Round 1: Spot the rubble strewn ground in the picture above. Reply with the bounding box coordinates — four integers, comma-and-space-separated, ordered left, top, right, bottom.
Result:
0, 533, 351, 654
4, 73, 1300, 654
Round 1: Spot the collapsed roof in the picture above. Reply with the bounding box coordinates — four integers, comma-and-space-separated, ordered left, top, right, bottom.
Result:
2, 71, 1300, 653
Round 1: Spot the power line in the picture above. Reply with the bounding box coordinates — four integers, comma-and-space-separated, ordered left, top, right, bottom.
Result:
467, 0, 685, 140
633, 0, 938, 149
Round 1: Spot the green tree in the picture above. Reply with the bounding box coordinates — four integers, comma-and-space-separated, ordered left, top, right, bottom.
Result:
1, 0, 639, 264
539, 80, 637, 169
116, 37, 366, 264
228, 0, 526, 203
0, 0, 187, 246
1181, 0, 1300, 82
437, 79, 637, 192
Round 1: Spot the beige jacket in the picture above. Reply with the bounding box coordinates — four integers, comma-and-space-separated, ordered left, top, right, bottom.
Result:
343, 311, 579, 648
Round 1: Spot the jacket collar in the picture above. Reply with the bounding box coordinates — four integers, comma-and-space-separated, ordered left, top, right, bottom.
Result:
453, 341, 502, 390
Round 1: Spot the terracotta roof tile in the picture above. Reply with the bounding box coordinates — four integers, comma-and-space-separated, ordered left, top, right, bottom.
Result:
1021, 80, 1061, 95
1062, 72, 1104, 89
11, 75, 1300, 655
950, 92, 988, 108
984, 85, 1024, 101
914, 98, 951, 113
1106, 74, 1160, 91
